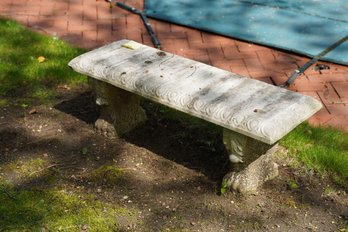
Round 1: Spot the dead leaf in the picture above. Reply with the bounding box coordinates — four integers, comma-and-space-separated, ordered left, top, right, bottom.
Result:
57, 84, 71, 90
29, 108, 37, 114
37, 56, 46, 63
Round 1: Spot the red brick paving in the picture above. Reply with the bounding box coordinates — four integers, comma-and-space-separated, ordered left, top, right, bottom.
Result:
1, 0, 347, 133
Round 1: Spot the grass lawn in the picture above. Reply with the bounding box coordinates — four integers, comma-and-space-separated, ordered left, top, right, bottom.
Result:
0, 17, 347, 231
0, 180, 130, 231
0, 18, 86, 106
281, 123, 348, 188
0, 18, 125, 231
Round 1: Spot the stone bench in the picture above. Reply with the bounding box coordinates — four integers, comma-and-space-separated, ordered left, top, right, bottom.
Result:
68, 39, 322, 193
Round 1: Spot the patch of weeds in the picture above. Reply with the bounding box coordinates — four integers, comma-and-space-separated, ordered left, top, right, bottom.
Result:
0, 17, 86, 104
90, 165, 124, 186
81, 147, 89, 155
0, 99, 8, 107
0, 184, 132, 231
281, 123, 348, 188
323, 186, 335, 197
220, 179, 228, 194
9, 158, 47, 177
285, 198, 297, 209
287, 179, 299, 190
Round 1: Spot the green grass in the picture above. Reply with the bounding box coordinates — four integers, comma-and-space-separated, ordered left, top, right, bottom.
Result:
0, 161, 133, 231
90, 165, 125, 186
0, 18, 86, 104
281, 123, 348, 188
0, 161, 134, 231
0, 180, 135, 231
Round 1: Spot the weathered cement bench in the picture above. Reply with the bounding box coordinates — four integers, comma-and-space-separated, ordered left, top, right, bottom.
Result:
68, 39, 322, 193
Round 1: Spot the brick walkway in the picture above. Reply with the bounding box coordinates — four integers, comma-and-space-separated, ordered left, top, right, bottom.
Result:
1, 0, 348, 132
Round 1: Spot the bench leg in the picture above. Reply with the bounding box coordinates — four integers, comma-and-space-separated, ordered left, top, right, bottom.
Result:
222, 129, 279, 193
89, 78, 147, 137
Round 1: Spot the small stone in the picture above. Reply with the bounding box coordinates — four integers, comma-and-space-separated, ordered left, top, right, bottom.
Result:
29, 108, 37, 114
81, 224, 88, 231
190, 222, 196, 226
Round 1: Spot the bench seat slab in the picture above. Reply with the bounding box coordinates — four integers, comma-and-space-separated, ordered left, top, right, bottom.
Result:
69, 39, 322, 145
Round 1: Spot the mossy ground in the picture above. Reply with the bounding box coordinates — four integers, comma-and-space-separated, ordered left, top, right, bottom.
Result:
0, 180, 134, 231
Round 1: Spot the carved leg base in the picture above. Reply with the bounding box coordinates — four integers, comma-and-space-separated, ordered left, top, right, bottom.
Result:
223, 146, 279, 193
89, 78, 147, 138
223, 129, 279, 193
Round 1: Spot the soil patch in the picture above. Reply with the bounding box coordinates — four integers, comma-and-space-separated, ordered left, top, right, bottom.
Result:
0, 89, 347, 231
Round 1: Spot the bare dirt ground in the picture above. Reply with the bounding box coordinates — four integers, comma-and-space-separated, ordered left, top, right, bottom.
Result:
0, 88, 347, 231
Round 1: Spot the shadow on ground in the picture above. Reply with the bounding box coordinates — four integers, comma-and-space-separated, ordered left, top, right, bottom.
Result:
55, 91, 230, 182
0, 90, 346, 231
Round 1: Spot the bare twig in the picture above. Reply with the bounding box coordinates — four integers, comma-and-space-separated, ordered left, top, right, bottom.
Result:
28, 164, 61, 177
